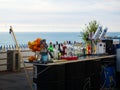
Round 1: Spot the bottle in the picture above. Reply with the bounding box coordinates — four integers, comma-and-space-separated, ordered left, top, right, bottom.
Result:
57, 44, 62, 60
58, 51, 61, 60
92, 25, 102, 40
82, 47, 86, 56
48, 42, 53, 52
62, 43, 67, 56
53, 44, 58, 60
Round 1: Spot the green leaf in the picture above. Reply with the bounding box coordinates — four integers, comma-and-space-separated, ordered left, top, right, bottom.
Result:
80, 20, 100, 43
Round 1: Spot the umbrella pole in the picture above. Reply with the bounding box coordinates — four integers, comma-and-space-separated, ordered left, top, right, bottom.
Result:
9, 26, 33, 90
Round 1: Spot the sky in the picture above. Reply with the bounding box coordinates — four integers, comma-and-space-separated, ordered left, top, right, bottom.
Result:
0, 0, 120, 32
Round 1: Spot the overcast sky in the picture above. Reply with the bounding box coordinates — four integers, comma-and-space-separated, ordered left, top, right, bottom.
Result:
0, 0, 120, 32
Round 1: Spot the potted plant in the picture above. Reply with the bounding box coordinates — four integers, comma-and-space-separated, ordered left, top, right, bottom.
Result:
80, 20, 100, 54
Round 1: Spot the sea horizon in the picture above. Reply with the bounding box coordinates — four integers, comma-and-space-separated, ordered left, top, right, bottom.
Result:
0, 32, 120, 46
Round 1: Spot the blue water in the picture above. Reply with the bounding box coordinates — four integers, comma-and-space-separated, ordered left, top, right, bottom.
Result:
0, 32, 120, 46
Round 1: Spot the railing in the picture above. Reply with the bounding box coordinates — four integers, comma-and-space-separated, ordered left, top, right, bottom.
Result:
0, 50, 34, 71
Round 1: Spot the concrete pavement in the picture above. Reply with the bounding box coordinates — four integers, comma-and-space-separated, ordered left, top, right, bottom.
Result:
0, 69, 33, 90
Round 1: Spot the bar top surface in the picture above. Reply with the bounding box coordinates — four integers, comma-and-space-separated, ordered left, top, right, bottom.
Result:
32, 55, 116, 66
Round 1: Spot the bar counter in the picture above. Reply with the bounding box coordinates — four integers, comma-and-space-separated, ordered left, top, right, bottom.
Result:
32, 55, 116, 90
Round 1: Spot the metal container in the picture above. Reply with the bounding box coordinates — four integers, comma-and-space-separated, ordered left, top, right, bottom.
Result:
7, 50, 20, 71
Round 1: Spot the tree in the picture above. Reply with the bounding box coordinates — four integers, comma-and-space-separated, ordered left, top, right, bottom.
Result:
81, 20, 99, 43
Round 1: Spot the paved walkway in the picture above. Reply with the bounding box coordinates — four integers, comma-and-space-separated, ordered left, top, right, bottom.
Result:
0, 69, 33, 90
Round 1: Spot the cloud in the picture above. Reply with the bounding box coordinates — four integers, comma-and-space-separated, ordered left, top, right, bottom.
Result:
1, 0, 120, 13
0, 0, 120, 32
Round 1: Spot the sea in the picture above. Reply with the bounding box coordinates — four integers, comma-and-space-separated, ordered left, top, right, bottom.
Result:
0, 32, 120, 47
